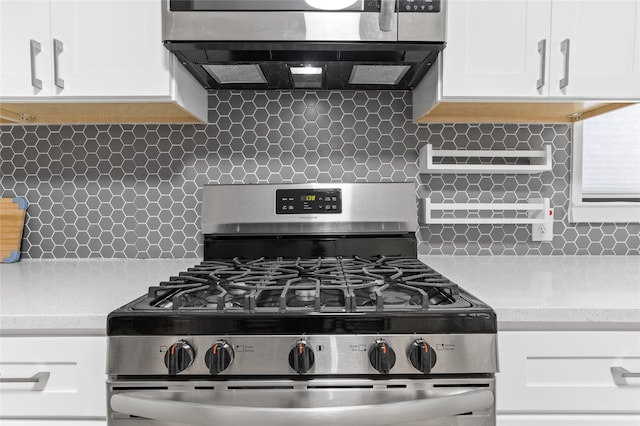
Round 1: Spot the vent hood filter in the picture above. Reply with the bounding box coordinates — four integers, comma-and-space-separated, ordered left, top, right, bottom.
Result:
202, 64, 267, 84
349, 65, 411, 85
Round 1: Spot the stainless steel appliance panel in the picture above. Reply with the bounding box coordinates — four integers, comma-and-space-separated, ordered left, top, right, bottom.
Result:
398, 3, 446, 41
107, 334, 498, 376
163, 6, 398, 42
201, 182, 418, 235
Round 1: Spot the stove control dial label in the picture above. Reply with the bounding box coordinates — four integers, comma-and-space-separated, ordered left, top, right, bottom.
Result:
408, 339, 437, 373
288, 340, 315, 374
205, 340, 234, 375
164, 340, 194, 375
369, 339, 396, 374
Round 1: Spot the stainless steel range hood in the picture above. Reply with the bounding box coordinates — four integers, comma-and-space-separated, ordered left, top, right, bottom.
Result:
162, 0, 446, 91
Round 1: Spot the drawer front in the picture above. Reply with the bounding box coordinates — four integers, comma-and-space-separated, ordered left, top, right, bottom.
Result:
497, 331, 640, 413
498, 414, 640, 426
0, 336, 106, 418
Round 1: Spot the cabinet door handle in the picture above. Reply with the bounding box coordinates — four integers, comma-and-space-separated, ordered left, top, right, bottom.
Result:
0, 371, 50, 383
536, 39, 546, 90
559, 38, 570, 90
29, 39, 43, 89
53, 38, 65, 89
611, 367, 640, 385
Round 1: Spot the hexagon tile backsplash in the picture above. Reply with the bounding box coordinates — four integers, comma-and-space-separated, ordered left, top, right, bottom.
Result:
0, 91, 638, 258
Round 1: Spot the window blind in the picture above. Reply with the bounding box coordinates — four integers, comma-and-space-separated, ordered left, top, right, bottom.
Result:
581, 104, 640, 198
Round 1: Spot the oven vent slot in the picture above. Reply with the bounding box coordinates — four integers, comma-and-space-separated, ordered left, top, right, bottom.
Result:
386, 384, 408, 389
307, 385, 375, 389
111, 386, 169, 391
227, 385, 295, 390
194, 386, 215, 390
432, 383, 490, 388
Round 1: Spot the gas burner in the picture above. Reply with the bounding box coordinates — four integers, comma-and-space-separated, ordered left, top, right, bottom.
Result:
227, 282, 251, 295
372, 289, 413, 305
294, 289, 316, 301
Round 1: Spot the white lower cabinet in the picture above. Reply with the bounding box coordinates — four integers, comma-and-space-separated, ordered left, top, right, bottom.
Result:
0, 336, 107, 423
497, 331, 640, 425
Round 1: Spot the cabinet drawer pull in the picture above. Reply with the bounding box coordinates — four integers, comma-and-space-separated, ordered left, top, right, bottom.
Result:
611, 367, 640, 385
29, 39, 43, 89
0, 371, 50, 383
559, 38, 570, 90
53, 38, 65, 89
536, 39, 546, 90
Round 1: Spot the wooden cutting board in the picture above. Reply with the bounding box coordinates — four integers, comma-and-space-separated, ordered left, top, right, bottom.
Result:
0, 198, 28, 263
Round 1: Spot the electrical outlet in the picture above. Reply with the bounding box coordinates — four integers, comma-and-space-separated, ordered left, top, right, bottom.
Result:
532, 210, 554, 241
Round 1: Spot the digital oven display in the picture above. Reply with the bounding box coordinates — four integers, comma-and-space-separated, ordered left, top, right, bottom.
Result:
276, 189, 342, 214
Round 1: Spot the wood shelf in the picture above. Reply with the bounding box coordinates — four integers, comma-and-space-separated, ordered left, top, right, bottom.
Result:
0, 101, 204, 125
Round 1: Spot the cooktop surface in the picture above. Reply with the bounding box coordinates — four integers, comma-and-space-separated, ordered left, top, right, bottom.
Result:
108, 256, 496, 336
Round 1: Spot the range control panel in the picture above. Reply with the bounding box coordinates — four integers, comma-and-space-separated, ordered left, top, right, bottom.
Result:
107, 334, 499, 376
276, 188, 342, 214
365, 0, 441, 13
399, 0, 440, 12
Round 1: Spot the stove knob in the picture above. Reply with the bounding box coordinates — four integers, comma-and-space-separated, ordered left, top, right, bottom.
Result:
408, 339, 437, 373
164, 340, 194, 375
205, 340, 234, 374
369, 339, 396, 374
288, 340, 315, 374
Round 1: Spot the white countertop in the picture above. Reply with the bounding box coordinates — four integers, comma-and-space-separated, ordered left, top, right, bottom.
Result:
0, 259, 197, 334
1, 257, 639, 334
420, 255, 640, 330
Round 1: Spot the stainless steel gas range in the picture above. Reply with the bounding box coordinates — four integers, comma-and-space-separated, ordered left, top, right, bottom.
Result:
106, 182, 498, 426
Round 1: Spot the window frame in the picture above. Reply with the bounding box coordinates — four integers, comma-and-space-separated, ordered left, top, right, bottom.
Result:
569, 121, 640, 223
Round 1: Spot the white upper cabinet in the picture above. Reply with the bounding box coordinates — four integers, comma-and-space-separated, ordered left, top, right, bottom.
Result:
0, 1, 53, 97
442, 0, 640, 100
1, 0, 171, 98
0, 0, 207, 123
442, 0, 552, 98
48, 0, 172, 98
548, 0, 640, 98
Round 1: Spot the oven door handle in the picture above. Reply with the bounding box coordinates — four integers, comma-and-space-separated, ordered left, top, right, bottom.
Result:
111, 388, 494, 426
